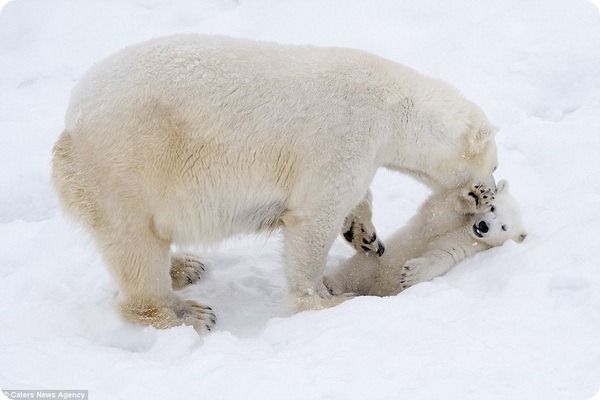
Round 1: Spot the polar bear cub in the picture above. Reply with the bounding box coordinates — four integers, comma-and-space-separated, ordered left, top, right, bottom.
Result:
326, 180, 527, 296
52, 34, 500, 333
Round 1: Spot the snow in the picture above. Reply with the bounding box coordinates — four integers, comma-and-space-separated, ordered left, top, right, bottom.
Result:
1, 0, 599, 399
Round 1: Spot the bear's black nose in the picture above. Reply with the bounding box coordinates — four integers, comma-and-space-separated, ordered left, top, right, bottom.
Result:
478, 221, 489, 233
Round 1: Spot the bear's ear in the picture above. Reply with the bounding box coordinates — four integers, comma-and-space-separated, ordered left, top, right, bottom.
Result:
496, 179, 509, 193
513, 232, 527, 244
469, 124, 498, 154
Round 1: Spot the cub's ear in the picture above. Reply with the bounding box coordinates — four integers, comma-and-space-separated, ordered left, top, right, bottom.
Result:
513, 232, 528, 244
496, 179, 509, 193
469, 124, 498, 154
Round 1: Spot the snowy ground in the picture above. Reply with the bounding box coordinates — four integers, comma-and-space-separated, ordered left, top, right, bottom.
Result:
1, 0, 600, 399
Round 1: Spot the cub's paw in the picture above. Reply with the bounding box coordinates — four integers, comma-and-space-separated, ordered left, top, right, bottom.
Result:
342, 221, 385, 256
458, 182, 495, 213
170, 254, 205, 290
400, 257, 430, 290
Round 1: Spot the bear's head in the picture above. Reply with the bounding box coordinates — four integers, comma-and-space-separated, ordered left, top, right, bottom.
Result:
451, 108, 500, 191
413, 106, 500, 192
470, 179, 527, 247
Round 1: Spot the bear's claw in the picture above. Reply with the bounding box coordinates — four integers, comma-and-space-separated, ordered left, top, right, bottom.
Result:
170, 254, 206, 290
343, 222, 385, 256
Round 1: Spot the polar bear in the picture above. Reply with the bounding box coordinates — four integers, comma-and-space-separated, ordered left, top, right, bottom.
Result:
51, 34, 499, 333
326, 180, 527, 296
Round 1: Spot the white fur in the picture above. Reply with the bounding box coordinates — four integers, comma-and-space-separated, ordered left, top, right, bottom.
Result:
326, 180, 527, 296
52, 34, 499, 332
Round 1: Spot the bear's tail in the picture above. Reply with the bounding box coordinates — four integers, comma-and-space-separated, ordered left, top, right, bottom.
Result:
51, 131, 103, 230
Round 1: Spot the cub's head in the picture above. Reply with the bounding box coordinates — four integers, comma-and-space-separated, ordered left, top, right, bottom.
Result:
470, 179, 527, 247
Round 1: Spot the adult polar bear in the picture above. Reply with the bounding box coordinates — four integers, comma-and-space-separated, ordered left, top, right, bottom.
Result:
52, 34, 499, 333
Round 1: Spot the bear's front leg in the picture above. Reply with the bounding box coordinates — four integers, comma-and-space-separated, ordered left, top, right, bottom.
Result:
283, 209, 355, 311
341, 190, 385, 256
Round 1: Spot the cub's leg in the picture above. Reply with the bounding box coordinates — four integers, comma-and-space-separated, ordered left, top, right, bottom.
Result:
324, 252, 381, 296
170, 254, 206, 290
399, 232, 483, 290
341, 190, 385, 256
400, 256, 452, 290
94, 218, 215, 333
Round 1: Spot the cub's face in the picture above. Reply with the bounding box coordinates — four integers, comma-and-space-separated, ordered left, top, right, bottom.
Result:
470, 179, 527, 247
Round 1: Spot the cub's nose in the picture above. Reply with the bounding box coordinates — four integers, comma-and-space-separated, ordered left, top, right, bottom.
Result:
477, 220, 489, 233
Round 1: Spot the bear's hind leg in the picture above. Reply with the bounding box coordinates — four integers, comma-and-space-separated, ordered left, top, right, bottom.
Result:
95, 221, 215, 333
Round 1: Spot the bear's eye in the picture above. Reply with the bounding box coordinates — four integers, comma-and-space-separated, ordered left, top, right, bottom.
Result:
501, 225, 508, 231
491, 206, 495, 212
